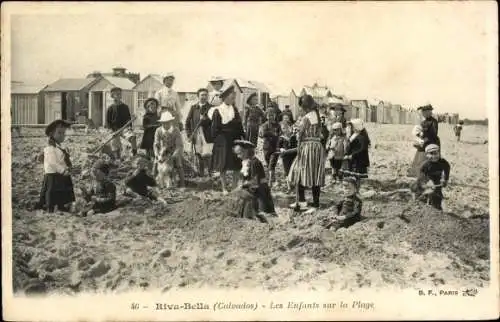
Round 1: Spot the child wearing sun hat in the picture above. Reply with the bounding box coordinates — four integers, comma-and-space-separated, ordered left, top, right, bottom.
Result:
324, 176, 363, 230
35, 119, 75, 213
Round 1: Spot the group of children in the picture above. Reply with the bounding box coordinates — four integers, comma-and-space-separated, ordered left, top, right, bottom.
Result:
34, 88, 451, 231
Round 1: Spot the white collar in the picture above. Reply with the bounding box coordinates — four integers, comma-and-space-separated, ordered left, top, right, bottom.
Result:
211, 102, 235, 124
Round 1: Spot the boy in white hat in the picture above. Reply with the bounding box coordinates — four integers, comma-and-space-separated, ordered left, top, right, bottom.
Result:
153, 111, 185, 187
410, 144, 450, 210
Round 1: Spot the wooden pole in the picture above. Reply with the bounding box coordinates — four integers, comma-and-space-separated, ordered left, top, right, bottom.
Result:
91, 116, 137, 154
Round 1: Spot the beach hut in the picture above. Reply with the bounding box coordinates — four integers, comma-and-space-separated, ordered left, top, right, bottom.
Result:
350, 100, 370, 122
376, 101, 386, 123
176, 78, 205, 123
133, 74, 165, 109
11, 84, 45, 125
42, 78, 99, 124
274, 94, 291, 111
289, 89, 300, 119
391, 104, 402, 124
87, 76, 136, 127
384, 103, 393, 124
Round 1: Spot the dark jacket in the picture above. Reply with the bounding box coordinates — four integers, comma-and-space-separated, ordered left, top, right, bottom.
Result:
259, 121, 281, 151
346, 132, 370, 169
185, 102, 212, 143
140, 112, 160, 150
106, 102, 132, 132
421, 116, 440, 146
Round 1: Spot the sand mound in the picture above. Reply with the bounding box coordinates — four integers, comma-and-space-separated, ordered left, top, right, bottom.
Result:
10, 125, 491, 294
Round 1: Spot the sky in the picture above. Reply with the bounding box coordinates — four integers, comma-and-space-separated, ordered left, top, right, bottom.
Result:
8, 2, 497, 119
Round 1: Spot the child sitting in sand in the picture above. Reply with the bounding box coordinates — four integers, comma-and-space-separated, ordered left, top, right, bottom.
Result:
232, 140, 277, 219
324, 176, 362, 230
326, 122, 347, 183
125, 156, 166, 204
410, 144, 450, 211
79, 160, 117, 216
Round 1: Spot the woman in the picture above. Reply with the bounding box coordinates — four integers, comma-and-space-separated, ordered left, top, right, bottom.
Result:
209, 85, 245, 194
288, 94, 326, 212
140, 98, 160, 160
244, 93, 266, 146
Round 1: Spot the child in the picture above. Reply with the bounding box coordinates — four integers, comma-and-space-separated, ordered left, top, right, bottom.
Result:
35, 120, 75, 213
410, 144, 450, 210
106, 87, 137, 160
324, 176, 362, 230
79, 160, 117, 216
280, 126, 298, 193
140, 98, 160, 160
153, 111, 185, 187
453, 121, 463, 142
259, 107, 282, 186
326, 122, 347, 183
320, 115, 330, 148
233, 140, 277, 217
408, 125, 426, 177
280, 114, 293, 139
344, 119, 370, 180
125, 156, 166, 204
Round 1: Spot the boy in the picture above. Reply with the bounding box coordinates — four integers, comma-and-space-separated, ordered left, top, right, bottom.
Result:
154, 111, 185, 187
106, 87, 137, 160
453, 121, 464, 142
258, 107, 282, 186
411, 144, 450, 210
125, 156, 166, 204
79, 160, 117, 216
324, 176, 362, 230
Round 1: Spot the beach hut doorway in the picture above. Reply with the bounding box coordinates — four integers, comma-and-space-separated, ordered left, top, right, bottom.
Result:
90, 91, 104, 126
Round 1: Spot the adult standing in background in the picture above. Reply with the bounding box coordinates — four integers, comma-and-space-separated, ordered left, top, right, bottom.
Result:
209, 85, 245, 195
155, 73, 183, 130
185, 88, 213, 177
244, 93, 266, 146
418, 104, 440, 147
281, 105, 295, 124
208, 77, 225, 107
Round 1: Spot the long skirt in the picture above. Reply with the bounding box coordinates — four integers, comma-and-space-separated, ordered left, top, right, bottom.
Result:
211, 134, 242, 172
37, 173, 75, 212
246, 125, 259, 146
287, 141, 326, 188
281, 150, 298, 177
407, 149, 426, 177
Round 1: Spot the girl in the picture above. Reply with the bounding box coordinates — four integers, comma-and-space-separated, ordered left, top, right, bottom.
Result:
280, 125, 298, 193
35, 119, 75, 213
344, 118, 370, 180
232, 140, 276, 217
79, 160, 117, 216
288, 94, 326, 212
125, 156, 167, 204
244, 93, 266, 146
324, 176, 362, 230
153, 111, 185, 187
408, 125, 426, 177
326, 122, 347, 183
209, 85, 245, 195
259, 107, 282, 186
140, 98, 160, 160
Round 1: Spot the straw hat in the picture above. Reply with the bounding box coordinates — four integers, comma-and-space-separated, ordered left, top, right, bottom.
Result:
158, 111, 175, 123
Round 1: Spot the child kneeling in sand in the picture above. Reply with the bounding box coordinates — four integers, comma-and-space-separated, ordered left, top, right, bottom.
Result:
79, 160, 117, 216
231, 140, 277, 221
125, 156, 166, 204
324, 176, 362, 230
410, 144, 450, 210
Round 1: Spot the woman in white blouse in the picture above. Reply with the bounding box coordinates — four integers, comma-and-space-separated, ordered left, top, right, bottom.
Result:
35, 119, 75, 212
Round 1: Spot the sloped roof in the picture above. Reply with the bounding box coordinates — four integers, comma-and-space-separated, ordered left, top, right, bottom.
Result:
102, 76, 135, 90
234, 78, 270, 92
11, 84, 45, 94
44, 78, 97, 92
133, 74, 164, 90
350, 100, 369, 108
206, 78, 243, 93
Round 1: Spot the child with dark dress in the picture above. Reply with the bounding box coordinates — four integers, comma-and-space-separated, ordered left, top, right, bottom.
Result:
35, 120, 75, 213
125, 156, 167, 204
324, 176, 362, 230
344, 119, 370, 180
79, 160, 117, 216
140, 98, 160, 160
320, 115, 330, 149
280, 125, 298, 193
410, 144, 450, 210
233, 140, 277, 217
259, 107, 282, 186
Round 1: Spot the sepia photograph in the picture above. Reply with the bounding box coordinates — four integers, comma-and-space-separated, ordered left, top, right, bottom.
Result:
2, 1, 498, 321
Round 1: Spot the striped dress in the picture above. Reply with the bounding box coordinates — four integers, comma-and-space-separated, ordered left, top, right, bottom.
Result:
287, 111, 326, 187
